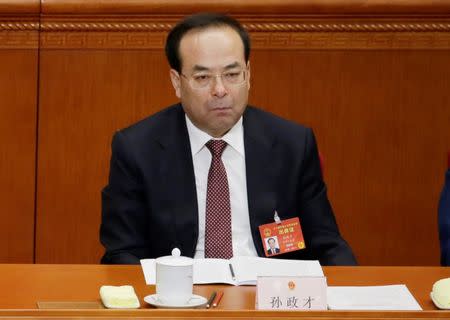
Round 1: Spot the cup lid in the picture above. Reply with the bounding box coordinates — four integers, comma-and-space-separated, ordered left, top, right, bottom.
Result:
155, 248, 193, 267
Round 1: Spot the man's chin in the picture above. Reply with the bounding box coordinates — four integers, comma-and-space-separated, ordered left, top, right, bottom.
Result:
208, 119, 237, 137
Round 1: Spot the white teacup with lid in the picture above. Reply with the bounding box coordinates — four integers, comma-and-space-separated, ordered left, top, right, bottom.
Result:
155, 248, 193, 305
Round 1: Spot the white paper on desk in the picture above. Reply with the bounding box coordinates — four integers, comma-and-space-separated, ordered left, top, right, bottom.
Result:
327, 285, 422, 310
140, 259, 156, 285
141, 257, 323, 286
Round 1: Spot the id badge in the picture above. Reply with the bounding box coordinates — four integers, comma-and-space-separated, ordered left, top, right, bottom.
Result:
258, 214, 305, 257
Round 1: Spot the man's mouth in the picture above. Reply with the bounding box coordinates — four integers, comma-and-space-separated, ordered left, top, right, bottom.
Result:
210, 104, 232, 110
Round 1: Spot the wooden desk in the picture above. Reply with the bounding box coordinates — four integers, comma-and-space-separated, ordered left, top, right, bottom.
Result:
1, 264, 450, 319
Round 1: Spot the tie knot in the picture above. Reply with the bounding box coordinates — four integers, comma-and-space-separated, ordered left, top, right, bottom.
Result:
206, 139, 227, 157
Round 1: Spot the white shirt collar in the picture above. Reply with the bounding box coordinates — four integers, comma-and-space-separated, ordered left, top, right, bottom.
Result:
185, 114, 245, 157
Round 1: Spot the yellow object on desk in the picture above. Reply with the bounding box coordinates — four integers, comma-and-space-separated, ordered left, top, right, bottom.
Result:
99, 285, 140, 309
431, 278, 450, 309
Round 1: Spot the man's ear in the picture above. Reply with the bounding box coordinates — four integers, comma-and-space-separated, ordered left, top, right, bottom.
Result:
169, 69, 181, 98
246, 61, 251, 90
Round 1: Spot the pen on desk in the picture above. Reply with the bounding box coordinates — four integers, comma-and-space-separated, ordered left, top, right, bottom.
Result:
206, 291, 216, 309
229, 263, 236, 281
212, 291, 224, 308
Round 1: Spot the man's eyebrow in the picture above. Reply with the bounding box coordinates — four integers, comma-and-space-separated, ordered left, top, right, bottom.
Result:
192, 65, 210, 72
191, 62, 242, 72
224, 62, 241, 70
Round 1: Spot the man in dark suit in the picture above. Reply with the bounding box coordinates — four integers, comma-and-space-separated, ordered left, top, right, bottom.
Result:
100, 13, 357, 266
267, 238, 280, 255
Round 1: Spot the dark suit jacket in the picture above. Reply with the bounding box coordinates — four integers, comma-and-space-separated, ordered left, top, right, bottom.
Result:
267, 247, 280, 255
100, 104, 357, 265
439, 168, 450, 266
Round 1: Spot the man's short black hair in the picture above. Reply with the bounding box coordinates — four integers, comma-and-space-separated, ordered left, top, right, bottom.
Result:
165, 13, 251, 73
268, 237, 276, 243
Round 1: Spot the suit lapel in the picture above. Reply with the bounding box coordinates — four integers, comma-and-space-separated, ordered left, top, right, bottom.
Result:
243, 107, 279, 257
156, 105, 199, 257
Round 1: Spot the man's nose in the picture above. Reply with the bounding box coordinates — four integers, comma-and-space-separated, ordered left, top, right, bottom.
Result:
210, 75, 227, 98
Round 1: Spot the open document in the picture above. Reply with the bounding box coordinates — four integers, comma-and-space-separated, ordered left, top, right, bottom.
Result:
327, 285, 422, 310
141, 256, 323, 286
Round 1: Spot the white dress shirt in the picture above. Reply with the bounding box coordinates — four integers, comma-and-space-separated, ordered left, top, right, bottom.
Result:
185, 115, 258, 258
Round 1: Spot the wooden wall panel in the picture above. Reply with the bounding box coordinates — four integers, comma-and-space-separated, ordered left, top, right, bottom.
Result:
39, 0, 450, 15
250, 50, 450, 265
36, 51, 177, 263
0, 1, 38, 263
35, 0, 450, 265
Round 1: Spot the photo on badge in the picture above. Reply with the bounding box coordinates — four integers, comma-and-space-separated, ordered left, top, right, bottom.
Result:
265, 236, 281, 256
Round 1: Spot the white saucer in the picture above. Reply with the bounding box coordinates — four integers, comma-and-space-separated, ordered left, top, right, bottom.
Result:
144, 294, 207, 309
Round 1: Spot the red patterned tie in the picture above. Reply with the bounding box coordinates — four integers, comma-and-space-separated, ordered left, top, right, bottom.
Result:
204, 139, 233, 259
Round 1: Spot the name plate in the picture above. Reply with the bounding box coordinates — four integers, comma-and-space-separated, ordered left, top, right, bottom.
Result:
256, 276, 327, 310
